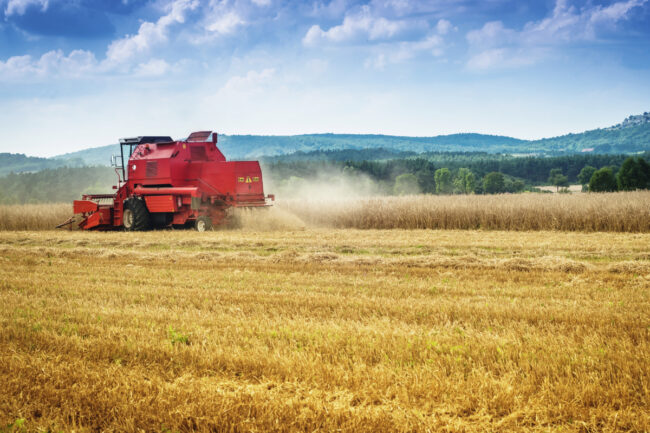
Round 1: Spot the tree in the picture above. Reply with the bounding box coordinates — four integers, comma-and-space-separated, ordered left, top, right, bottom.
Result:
483, 172, 505, 194
577, 165, 597, 186
453, 168, 476, 194
641, 158, 650, 189
393, 173, 419, 195
509, 179, 525, 193
617, 157, 650, 191
465, 172, 477, 194
434, 168, 453, 194
415, 170, 436, 194
548, 168, 569, 192
589, 167, 617, 192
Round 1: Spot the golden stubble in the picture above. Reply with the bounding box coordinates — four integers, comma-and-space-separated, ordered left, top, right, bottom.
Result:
0, 229, 648, 432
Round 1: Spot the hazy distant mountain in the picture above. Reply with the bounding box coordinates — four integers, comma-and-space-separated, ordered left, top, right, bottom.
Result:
218, 133, 527, 159
607, 112, 650, 130
528, 119, 650, 154
47, 113, 648, 166
53, 144, 118, 166
50, 133, 526, 165
0, 153, 85, 176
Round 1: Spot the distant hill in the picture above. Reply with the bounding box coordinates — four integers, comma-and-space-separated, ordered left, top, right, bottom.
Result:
529, 122, 650, 154
607, 112, 650, 130
46, 114, 649, 166
218, 133, 526, 159
260, 147, 418, 163
0, 166, 115, 204
0, 153, 84, 176
53, 144, 117, 166
51, 133, 526, 166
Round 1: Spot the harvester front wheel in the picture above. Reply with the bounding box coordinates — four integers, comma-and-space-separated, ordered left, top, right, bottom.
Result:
123, 198, 151, 231
195, 216, 212, 232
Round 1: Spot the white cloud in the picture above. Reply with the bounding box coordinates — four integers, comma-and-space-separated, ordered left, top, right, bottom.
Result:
466, 48, 544, 70
217, 68, 276, 97
436, 19, 453, 35
466, 0, 647, 70
0, 48, 177, 81
368, 0, 472, 18
364, 53, 386, 70
206, 10, 245, 34
0, 54, 36, 78
397, 34, 444, 60
4, 0, 47, 16
251, 0, 271, 6
0, 0, 209, 79
466, 21, 513, 47
0, 49, 98, 79
135, 58, 171, 76
364, 33, 444, 69
522, 0, 647, 42
187, 1, 250, 43
304, 5, 450, 66
306, 0, 350, 19
303, 6, 412, 46
105, 0, 198, 65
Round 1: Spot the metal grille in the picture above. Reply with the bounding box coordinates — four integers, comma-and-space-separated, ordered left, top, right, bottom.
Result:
145, 161, 158, 178
190, 146, 207, 161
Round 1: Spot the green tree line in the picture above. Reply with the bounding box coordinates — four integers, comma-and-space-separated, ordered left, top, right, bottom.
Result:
1, 155, 649, 204
0, 166, 116, 204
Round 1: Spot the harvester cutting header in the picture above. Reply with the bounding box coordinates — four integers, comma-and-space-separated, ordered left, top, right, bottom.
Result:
72, 131, 273, 231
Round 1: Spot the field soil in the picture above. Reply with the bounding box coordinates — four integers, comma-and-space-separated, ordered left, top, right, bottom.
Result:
1, 229, 649, 432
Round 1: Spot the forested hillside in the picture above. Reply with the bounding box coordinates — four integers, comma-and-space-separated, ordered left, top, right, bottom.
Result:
53, 144, 117, 166
265, 152, 648, 195
0, 153, 84, 176
3, 151, 645, 204
530, 123, 650, 153
266, 151, 646, 184
42, 112, 649, 167
0, 166, 115, 204
51, 133, 526, 165
218, 133, 527, 158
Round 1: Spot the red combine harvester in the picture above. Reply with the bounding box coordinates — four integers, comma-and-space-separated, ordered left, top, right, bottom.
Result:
72, 131, 273, 231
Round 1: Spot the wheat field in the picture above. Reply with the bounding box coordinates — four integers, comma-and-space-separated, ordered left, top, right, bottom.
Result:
279, 191, 650, 232
1, 191, 649, 232
0, 204, 73, 231
1, 229, 648, 432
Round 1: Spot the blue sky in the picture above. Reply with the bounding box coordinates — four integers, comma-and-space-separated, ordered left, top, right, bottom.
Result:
0, 0, 649, 156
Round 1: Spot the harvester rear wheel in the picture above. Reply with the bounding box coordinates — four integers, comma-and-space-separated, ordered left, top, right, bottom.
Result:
195, 216, 212, 232
123, 198, 151, 231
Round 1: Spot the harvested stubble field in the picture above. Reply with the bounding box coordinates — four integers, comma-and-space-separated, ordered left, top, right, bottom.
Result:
0, 229, 649, 432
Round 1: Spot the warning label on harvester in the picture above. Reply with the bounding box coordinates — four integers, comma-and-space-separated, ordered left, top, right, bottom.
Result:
245, 176, 252, 183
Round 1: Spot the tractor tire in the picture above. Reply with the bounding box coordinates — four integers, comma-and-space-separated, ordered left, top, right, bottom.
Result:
123, 198, 151, 231
194, 216, 212, 232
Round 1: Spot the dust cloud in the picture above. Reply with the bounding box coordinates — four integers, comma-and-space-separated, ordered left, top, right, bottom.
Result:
228, 170, 383, 231
228, 206, 307, 231
269, 170, 382, 202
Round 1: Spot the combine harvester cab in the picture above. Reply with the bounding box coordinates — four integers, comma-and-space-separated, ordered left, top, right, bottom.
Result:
73, 131, 274, 231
